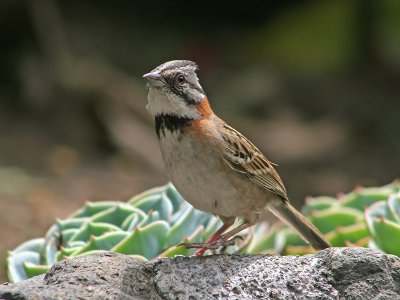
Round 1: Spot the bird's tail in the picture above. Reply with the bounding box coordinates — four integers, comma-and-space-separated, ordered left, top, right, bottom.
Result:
268, 200, 331, 250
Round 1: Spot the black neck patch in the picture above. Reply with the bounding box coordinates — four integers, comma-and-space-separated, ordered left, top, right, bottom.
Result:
155, 114, 192, 138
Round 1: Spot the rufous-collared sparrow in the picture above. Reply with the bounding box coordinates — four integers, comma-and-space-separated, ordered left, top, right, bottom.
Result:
143, 60, 330, 256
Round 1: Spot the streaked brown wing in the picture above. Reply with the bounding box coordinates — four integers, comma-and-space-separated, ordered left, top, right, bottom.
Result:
219, 121, 288, 200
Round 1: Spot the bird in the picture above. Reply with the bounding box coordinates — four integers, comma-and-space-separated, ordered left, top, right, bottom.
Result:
143, 60, 331, 256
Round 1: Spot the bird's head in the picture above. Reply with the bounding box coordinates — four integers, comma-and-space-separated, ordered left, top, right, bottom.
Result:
143, 60, 211, 119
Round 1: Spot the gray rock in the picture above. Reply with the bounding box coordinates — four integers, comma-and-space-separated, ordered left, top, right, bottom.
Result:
1, 248, 399, 299
0, 252, 158, 300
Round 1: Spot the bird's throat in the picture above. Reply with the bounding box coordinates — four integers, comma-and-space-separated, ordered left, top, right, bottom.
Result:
154, 98, 213, 138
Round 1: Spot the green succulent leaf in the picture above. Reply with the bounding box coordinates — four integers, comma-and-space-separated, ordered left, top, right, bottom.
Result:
302, 196, 337, 216
166, 207, 214, 247
170, 202, 191, 225
162, 225, 211, 257
310, 207, 363, 234
131, 194, 173, 222
166, 206, 199, 246
365, 200, 396, 225
326, 223, 369, 246
139, 210, 161, 226
283, 228, 307, 246
42, 226, 62, 266
165, 184, 185, 212
161, 245, 192, 257
59, 228, 79, 243
55, 219, 88, 238
67, 241, 86, 248
112, 220, 170, 259
367, 217, 400, 256
120, 208, 148, 230
68, 222, 121, 242
91, 204, 139, 227
203, 217, 223, 239
71, 201, 120, 218
55, 249, 65, 262
71, 231, 129, 256
388, 194, 400, 222
57, 245, 81, 261
365, 199, 400, 255
7, 250, 42, 282
340, 187, 393, 211
11, 238, 44, 254
129, 185, 168, 204
245, 224, 281, 253
23, 262, 49, 278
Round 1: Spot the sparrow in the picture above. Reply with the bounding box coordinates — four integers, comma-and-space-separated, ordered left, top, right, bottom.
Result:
143, 60, 330, 256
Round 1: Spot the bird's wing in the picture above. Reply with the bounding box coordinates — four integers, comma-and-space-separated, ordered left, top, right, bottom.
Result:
219, 121, 288, 200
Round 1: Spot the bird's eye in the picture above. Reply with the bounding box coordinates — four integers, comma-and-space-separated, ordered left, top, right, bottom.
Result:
176, 75, 186, 85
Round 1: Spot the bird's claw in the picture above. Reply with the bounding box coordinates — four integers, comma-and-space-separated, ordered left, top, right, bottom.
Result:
178, 235, 243, 250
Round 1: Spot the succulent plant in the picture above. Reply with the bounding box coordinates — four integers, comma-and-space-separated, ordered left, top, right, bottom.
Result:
7, 183, 224, 282
365, 192, 400, 256
8, 180, 400, 283
244, 181, 400, 256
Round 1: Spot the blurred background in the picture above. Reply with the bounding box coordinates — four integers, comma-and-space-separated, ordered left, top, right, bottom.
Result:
1, 0, 400, 282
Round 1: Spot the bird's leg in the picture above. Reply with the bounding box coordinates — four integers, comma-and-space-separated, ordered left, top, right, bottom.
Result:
206, 222, 250, 248
180, 222, 251, 255
178, 222, 231, 256
192, 223, 232, 256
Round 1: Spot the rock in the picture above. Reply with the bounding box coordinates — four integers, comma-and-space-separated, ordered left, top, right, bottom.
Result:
1, 248, 399, 299
0, 252, 158, 300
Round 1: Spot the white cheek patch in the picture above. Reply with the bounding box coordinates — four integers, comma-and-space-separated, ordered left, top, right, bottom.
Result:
146, 87, 200, 119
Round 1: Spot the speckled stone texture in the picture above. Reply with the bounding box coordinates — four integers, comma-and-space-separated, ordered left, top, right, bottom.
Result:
1, 248, 399, 299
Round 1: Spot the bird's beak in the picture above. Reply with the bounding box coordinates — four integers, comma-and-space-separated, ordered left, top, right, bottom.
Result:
143, 72, 164, 87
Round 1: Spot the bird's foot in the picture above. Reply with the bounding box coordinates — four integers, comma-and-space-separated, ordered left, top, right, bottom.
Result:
178, 236, 243, 255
